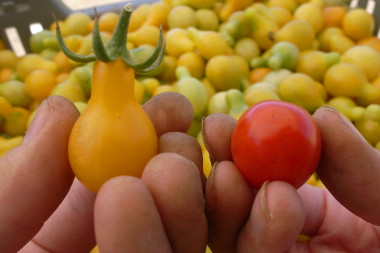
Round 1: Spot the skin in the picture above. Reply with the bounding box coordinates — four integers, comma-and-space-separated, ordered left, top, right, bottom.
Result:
0, 94, 379, 252
204, 107, 380, 253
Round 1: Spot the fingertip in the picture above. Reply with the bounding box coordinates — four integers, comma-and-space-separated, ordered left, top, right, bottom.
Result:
238, 181, 305, 252
259, 181, 305, 231
24, 96, 79, 142
158, 132, 203, 177
313, 106, 364, 141
95, 176, 171, 252
142, 153, 207, 253
312, 106, 380, 225
0, 96, 79, 252
95, 176, 148, 211
143, 92, 194, 136
206, 161, 254, 252
202, 113, 236, 163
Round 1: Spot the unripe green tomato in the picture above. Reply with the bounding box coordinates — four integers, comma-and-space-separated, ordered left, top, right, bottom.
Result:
0, 80, 32, 107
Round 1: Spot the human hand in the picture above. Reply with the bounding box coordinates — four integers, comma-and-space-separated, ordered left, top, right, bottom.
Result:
202, 106, 380, 252
0, 93, 207, 253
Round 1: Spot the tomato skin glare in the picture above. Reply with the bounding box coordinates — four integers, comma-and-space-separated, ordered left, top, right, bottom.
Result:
231, 100, 321, 190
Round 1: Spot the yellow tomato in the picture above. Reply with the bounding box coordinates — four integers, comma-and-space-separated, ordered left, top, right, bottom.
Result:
156, 55, 177, 82
203, 148, 212, 178
16, 54, 58, 80
244, 83, 280, 106
364, 104, 380, 123
249, 67, 271, 84
195, 9, 219, 31
293, 2, 324, 34
355, 115, 380, 146
306, 173, 317, 186
267, 0, 298, 12
59, 12, 92, 36
167, 5, 197, 29
274, 20, 315, 51
219, 0, 254, 21
53, 50, 75, 73
296, 50, 340, 82
201, 78, 216, 99
342, 8, 375, 41
205, 55, 250, 91
141, 1, 171, 29
25, 70, 57, 102
327, 96, 364, 122
153, 84, 175, 96
62, 34, 85, 52
3, 107, 30, 136
187, 27, 233, 60
264, 6, 293, 28
139, 77, 161, 97
328, 33, 355, 54
69, 59, 158, 193
134, 79, 145, 104
165, 28, 195, 57
0, 96, 13, 116
175, 66, 208, 117
245, 7, 279, 50
358, 36, 380, 53
196, 131, 212, 178
0, 68, 14, 83
56, 72, 69, 84
171, 0, 216, 9
234, 37, 261, 63
127, 25, 161, 47
340, 45, 380, 82
322, 5, 347, 29
278, 73, 326, 113
0, 80, 32, 107
89, 12, 119, 33
0, 50, 19, 69
0, 136, 23, 158
177, 51, 205, 80
89, 245, 99, 253
317, 26, 345, 52
128, 4, 150, 32
324, 63, 380, 106
50, 78, 86, 103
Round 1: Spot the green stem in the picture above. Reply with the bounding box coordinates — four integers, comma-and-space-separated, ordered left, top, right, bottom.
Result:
55, 3, 165, 73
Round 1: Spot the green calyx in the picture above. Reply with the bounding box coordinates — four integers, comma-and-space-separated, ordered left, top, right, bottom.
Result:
56, 3, 165, 74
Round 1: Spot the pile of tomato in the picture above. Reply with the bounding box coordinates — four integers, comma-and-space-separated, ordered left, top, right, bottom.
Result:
0, 0, 379, 190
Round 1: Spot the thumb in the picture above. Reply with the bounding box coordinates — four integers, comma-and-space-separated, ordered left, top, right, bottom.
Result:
0, 96, 79, 252
313, 106, 380, 225
237, 181, 305, 253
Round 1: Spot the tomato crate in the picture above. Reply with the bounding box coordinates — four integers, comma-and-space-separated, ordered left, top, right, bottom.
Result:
0, 0, 157, 57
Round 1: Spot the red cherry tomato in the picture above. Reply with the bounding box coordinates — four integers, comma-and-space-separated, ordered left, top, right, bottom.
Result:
231, 100, 321, 189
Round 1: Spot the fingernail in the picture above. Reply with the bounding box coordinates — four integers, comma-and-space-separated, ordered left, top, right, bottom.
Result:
208, 162, 218, 193
260, 181, 273, 221
249, 181, 273, 237
23, 100, 50, 143
205, 162, 218, 213
317, 106, 358, 132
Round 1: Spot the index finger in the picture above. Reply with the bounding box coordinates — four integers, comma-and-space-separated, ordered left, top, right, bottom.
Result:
0, 96, 78, 252
313, 106, 380, 225
143, 92, 194, 137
